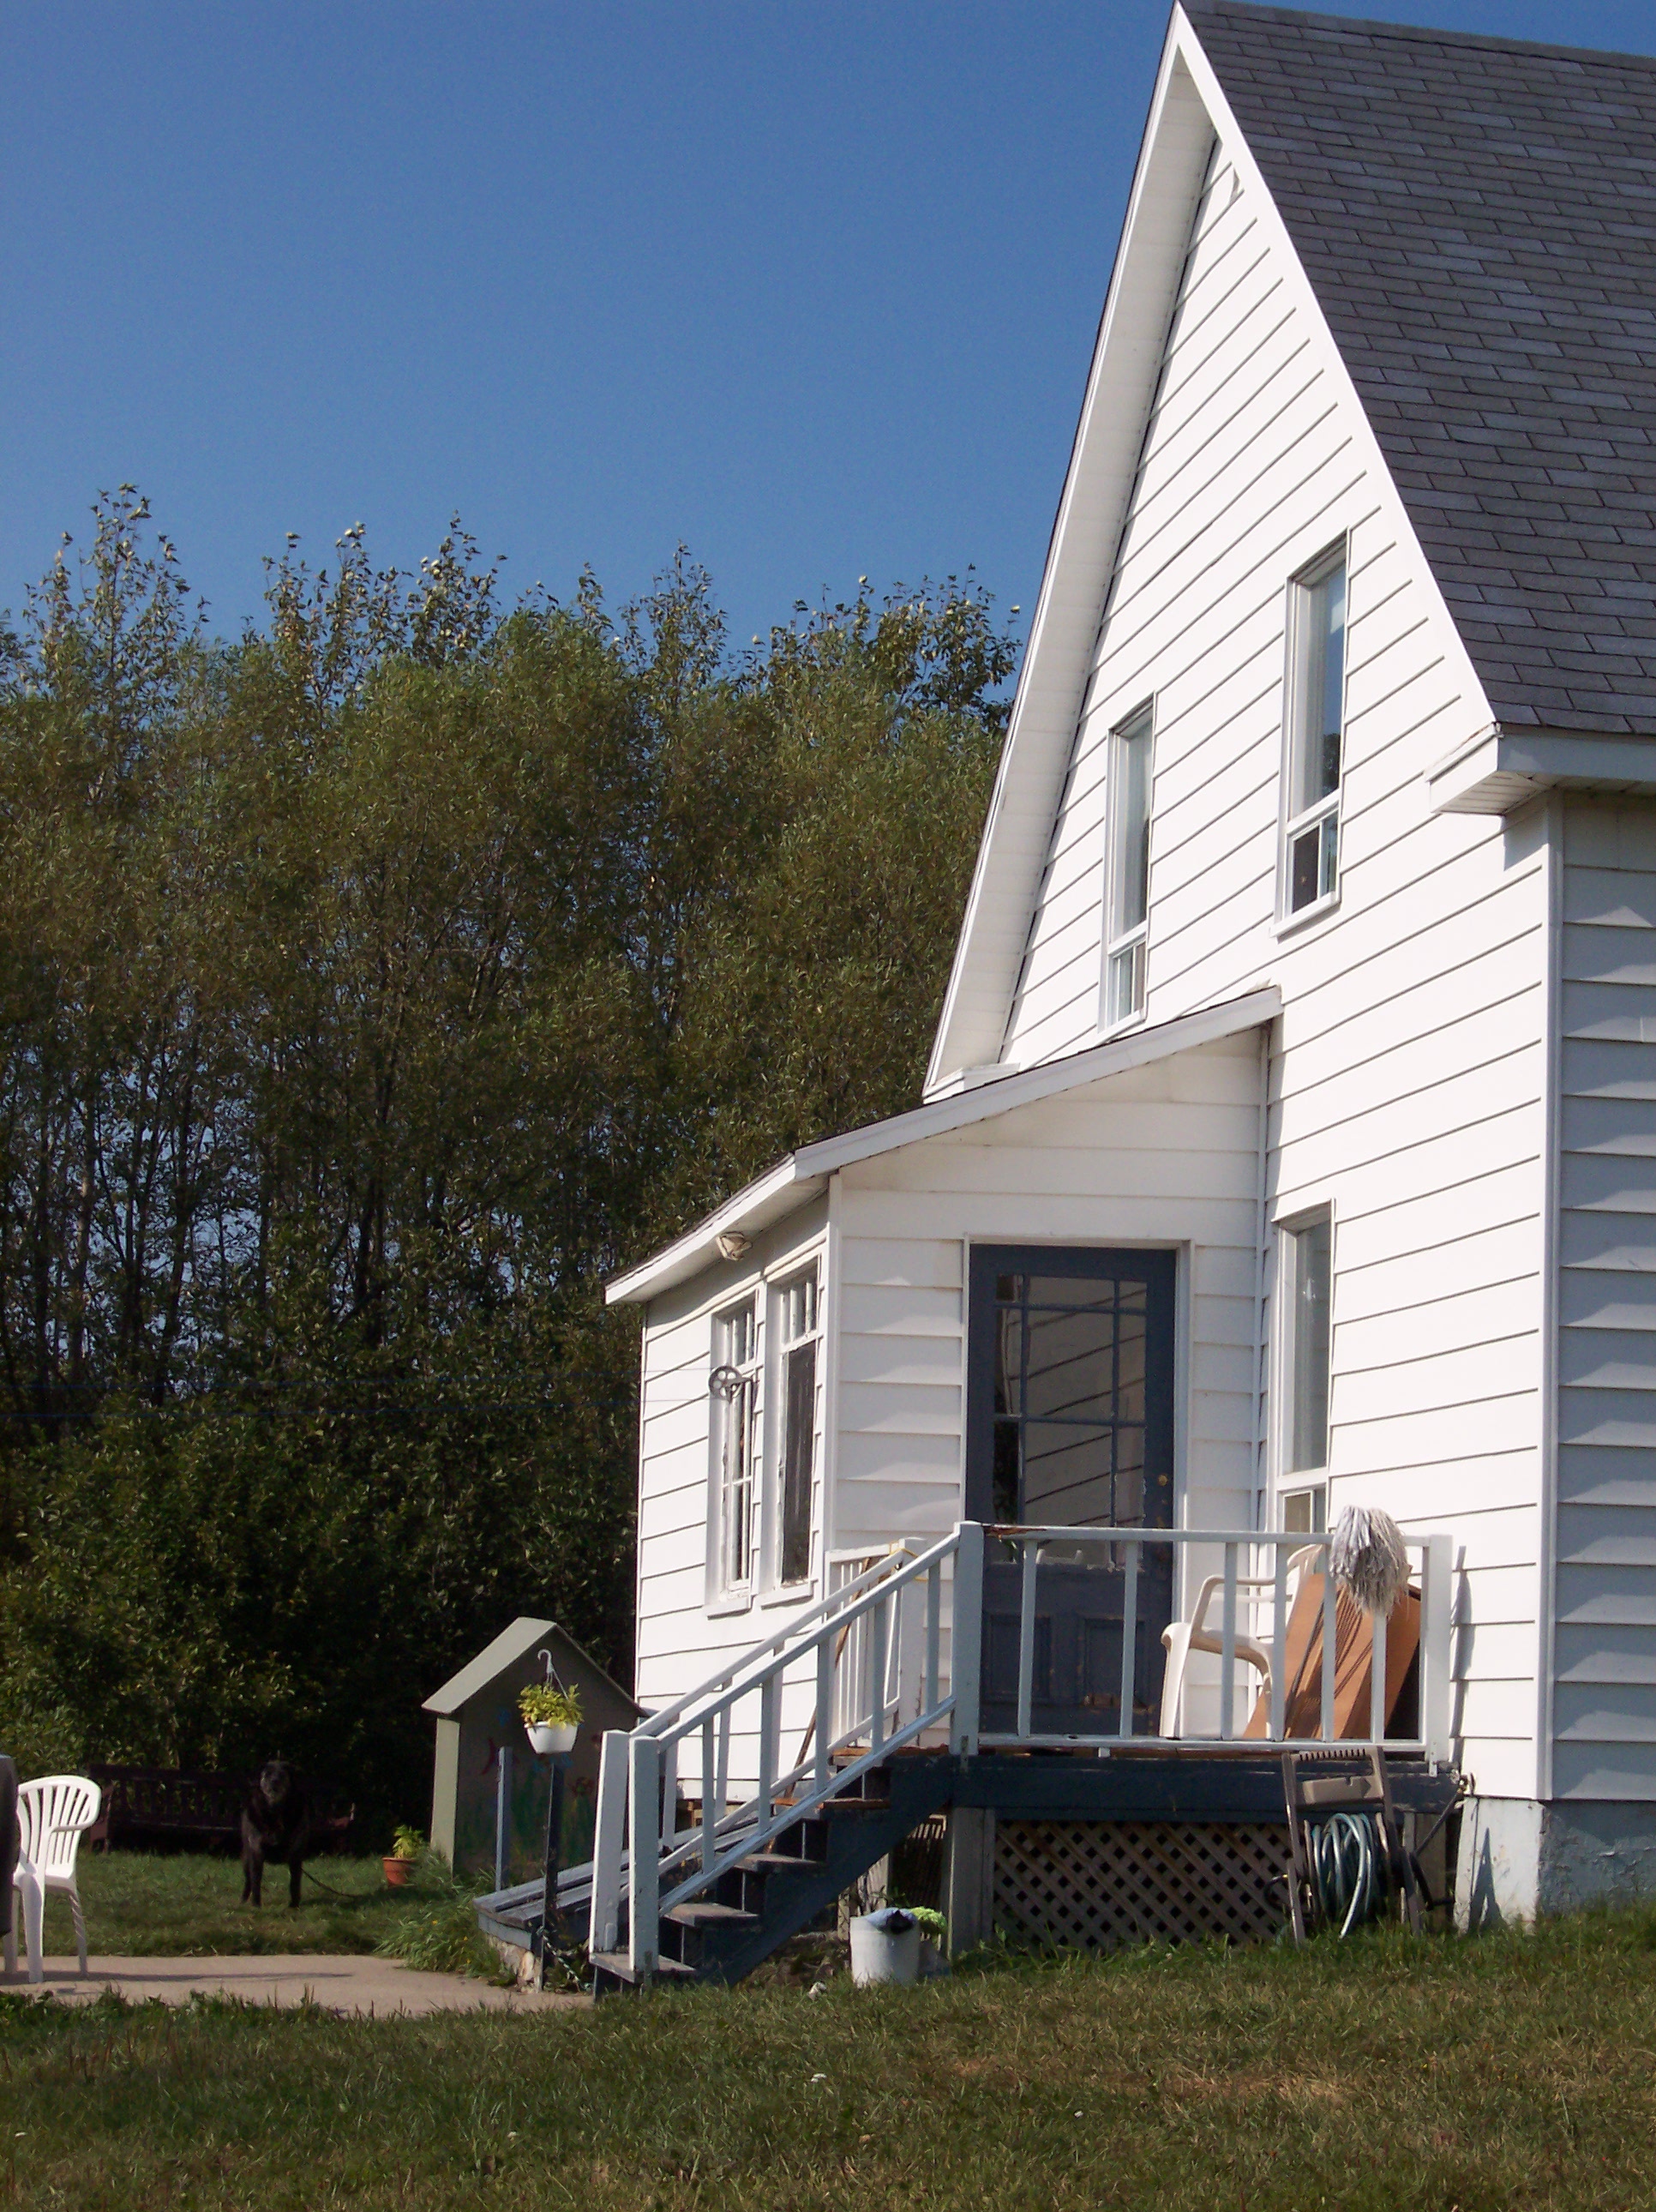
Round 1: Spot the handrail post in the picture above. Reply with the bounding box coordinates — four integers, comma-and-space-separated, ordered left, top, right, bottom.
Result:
1017, 1538, 1039, 1742
1219, 1541, 1238, 1740
1423, 1530, 1454, 1762
758, 1674, 778, 1826
1320, 1539, 1337, 1742
815, 1632, 833, 1795
925, 1560, 942, 1718
1118, 1536, 1139, 1740
1370, 1592, 1389, 1743
589, 1729, 627, 1955
627, 1734, 660, 1983
1270, 1539, 1288, 1742
869, 1598, 890, 1753
951, 1523, 983, 1756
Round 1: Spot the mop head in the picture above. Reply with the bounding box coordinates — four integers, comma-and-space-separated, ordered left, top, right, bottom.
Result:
1329, 1505, 1411, 1616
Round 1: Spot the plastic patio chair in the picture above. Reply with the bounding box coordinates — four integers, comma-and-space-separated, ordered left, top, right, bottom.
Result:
4, 1775, 102, 1982
1159, 1548, 1321, 1737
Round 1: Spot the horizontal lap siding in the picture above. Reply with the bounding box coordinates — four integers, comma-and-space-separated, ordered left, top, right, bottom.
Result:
633, 1198, 830, 1725
834, 1038, 1263, 1563
1555, 801, 1656, 1800
1000, 131, 1545, 1790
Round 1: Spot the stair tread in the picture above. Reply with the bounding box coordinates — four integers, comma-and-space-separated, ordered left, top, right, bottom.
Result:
663, 1901, 760, 1927
739, 1850, 825, 1873
591, 1950, 698, 1981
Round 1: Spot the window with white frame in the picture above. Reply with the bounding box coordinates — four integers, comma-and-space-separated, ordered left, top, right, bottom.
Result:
1104, 702, 1154, 1026
713, 1300, 760, 1596
1279, 1211, 1332, 1530
775, 1270, 819, 1586
1282, 550, 1347, 918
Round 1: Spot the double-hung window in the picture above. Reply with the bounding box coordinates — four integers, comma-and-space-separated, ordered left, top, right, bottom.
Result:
1282, 550, 1347, 918
776, 1271, 819, 1586
1104, 703, 1155, 1026
714, 1301, 760, 1596
1279, 1211, 1332, 1531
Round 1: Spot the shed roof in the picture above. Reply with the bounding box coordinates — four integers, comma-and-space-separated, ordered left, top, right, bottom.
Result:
1185, 1, 1656, 736
606, 986, 1279, 1305
422, 1618, 635, 1719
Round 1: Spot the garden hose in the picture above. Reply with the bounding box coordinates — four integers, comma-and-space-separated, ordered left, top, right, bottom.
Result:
1305, 1810, 1390, 1936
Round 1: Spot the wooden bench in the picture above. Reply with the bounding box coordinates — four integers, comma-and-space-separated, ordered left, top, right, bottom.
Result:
86, 1766, 355, 1853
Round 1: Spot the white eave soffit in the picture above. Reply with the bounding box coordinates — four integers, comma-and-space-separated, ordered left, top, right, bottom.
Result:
1426, 723, 1656, 815
605, 986, 1281, 1307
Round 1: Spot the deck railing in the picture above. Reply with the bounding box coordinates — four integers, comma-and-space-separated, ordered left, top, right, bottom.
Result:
589, 1518, 1454, 1981
956, 1523, 1453, 1761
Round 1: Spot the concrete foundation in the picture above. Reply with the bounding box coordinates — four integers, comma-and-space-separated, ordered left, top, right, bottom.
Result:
1455, 1796, 1656, 1926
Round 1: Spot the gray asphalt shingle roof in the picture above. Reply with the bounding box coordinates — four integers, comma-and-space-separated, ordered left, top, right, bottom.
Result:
1184, 0, 1656, 734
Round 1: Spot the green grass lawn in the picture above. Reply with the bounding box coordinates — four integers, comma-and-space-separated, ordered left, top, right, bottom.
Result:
35, 1848, 426, 1957
8, 1911, 1656, 2209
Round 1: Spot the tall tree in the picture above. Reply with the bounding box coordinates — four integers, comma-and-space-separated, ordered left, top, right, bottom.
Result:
0, 502, 1014, 1825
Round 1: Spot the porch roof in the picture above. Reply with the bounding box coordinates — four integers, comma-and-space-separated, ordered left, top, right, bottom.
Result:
603, 985, 1280, 1307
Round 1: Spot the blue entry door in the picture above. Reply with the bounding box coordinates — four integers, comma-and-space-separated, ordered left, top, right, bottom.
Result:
964, 1246, 1177, 1737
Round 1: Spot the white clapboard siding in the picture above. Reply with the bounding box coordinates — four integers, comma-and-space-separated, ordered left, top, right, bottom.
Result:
994, 124, 1549, 1795
630, 1197, 831, 1731
1555, 800, 1656, 1800
831, 1035, 1263, 1576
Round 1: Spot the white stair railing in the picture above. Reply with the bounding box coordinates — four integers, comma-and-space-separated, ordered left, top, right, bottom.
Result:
590, 1528, 963, 1981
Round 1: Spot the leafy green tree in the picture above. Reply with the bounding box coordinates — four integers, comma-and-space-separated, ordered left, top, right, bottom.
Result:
0, 499, 1014, 1826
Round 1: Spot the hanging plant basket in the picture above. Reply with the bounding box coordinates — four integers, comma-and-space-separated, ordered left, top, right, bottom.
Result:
525, 1719, 578, 1757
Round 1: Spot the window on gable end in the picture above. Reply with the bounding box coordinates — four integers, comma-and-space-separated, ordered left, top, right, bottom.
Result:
1282, 549, 1347, 919
1103, 702, 1154, 1028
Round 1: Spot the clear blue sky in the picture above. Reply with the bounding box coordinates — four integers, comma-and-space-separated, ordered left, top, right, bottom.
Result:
6, 0, 1655, 651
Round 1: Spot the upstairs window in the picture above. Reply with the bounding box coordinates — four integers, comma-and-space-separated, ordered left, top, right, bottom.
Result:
1280, 1210, 1332, 1530
1104, 703, 1154, 1026
713, 1301, 760, 1596
1283, 550, 1347, 918
775, 1271, 819, 1586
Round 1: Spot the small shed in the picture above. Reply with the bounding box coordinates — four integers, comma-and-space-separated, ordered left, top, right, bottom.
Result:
423, 1620, 639, 1883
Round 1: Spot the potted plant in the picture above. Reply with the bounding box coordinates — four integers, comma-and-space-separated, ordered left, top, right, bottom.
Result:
519, 1680, 582, 1756
383, 1824, 423, 1887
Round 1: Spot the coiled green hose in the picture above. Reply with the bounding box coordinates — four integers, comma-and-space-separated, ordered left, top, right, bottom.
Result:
1306, 1810, 1390, 1936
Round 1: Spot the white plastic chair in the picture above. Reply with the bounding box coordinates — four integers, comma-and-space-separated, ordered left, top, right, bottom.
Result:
1160, 1548, 1321, 1738
4, 1776, 101, 1982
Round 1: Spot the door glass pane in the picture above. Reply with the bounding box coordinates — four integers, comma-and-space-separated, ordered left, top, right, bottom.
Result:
1020, 1422, 1116, 1524
1023, 1307, 1115, 1422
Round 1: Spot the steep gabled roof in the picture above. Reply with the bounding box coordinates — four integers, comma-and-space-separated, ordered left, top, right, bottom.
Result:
927, 0, 1656, 1095
1186, 2, 1656, 738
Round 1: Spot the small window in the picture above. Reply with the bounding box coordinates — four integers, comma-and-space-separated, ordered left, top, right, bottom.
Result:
1104, 703, 1154, 1025
714, 1301, 760, 1594
776, 1271, 819, 1586
1283, 552, 1347, 917
1281, 1211, 1332, 1524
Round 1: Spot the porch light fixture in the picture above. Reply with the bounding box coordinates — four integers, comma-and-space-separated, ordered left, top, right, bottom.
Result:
716, 1229, 752, 1261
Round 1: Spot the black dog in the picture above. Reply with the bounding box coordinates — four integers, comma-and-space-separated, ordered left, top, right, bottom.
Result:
241, 1760, 313, 1908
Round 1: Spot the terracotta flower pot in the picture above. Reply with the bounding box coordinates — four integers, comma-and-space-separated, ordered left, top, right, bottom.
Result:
383, 1854, 415, 1886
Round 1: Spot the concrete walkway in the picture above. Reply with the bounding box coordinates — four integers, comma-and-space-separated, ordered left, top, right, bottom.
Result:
4, 1955, 587, 2017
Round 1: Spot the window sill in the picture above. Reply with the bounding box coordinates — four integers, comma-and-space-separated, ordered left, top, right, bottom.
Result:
1274, 889, 1341, 941
706, 1593, 753, 1620
760, 1581, 816, 1609
1099, 1004, 1148, 1042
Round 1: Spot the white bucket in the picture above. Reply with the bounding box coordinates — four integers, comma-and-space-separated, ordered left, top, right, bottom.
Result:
849, 1908, 922, 1987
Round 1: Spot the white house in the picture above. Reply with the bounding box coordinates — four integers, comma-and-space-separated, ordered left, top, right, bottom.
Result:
606, 0, 1656, 1931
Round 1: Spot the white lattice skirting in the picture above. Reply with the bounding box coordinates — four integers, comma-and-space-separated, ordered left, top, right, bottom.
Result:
993, 1818, 1294, 1951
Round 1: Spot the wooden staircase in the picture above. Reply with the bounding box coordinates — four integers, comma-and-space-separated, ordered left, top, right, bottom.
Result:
590, 1755, 955, 1990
